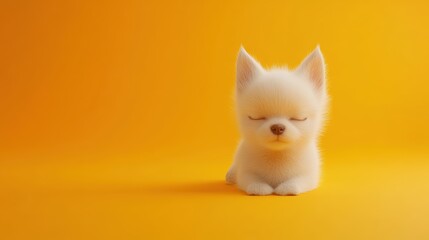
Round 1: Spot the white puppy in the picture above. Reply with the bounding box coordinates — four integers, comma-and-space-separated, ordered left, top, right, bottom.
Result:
226, 46, 328, 195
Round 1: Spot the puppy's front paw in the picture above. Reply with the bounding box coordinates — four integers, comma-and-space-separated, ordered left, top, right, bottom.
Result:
246, 183, 273, 195
225, 169, 236, 184
274, 182, 301, 196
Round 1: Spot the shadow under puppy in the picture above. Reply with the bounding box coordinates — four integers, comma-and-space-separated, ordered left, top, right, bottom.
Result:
226, 46, 329, 196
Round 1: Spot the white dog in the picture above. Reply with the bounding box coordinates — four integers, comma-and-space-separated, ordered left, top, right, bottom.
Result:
226, 46, 328, 195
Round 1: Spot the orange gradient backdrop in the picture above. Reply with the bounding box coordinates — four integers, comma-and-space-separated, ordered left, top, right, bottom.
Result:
2, 0, 428, 156
2, 1, 429, 239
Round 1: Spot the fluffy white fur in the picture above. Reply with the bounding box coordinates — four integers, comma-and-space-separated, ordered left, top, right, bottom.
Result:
226, 46, 328, 196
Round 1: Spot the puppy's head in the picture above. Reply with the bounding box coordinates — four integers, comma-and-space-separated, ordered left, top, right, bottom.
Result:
235, 47, 328, 150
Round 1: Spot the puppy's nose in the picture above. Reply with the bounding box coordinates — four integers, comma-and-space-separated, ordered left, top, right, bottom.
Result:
270, 124, 286, 135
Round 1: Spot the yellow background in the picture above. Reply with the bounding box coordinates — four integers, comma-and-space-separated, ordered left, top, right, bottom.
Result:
1, 0, 429, 239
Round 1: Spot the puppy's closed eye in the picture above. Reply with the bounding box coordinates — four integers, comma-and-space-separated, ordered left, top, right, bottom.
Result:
248, 116, 266, 120
290, 117, 307, 121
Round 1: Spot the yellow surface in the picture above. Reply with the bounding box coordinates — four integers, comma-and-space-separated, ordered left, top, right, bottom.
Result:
2, 149, 429, 239
1, 0, 429, 239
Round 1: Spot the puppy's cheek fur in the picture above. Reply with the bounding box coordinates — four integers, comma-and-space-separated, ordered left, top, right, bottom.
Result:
293, 120, 318, 140
239, 119, 263, 143
256, 128, 274, 144
284, 123, 301, 141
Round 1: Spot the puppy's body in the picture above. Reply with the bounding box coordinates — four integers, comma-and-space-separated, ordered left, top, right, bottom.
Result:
226, 47, 328, 195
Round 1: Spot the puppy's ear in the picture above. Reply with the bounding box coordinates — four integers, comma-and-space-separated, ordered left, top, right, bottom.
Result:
236, 47, 264, 92
296, 46, 326, 91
